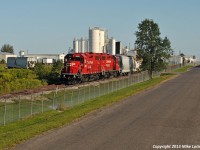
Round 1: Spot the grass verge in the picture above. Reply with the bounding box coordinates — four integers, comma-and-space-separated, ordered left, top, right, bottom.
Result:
173, 65, 194, 73
0, 73, 175, 149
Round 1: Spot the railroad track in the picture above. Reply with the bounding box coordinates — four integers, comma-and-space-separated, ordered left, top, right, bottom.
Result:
0, 73, 139, 101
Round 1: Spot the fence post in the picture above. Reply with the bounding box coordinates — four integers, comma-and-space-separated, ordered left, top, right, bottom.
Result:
19, 95, 21, 120
120, 79, 121, 89
53, 92, 55, 109
119, 79, 120, 90
64, 88, 66, 103
84, 86, 86, 102
56, 86, 58, 94
142, 72, 144, 81
42, 91, 44, 113
108, 82, 109, 94
31, 94, 33, 116
125, 77, 127, 87
78, 88, 80, 104
112, 80, 113, 92
138, 73, 139, 83
4, 98, 6, 126
117, 79, 119, 90
93, 86, 95, 98
71, 90, 73, 106
89, 85, 91, 99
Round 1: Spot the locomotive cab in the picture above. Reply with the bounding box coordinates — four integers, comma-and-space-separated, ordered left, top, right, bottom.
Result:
61, 53, 84, 83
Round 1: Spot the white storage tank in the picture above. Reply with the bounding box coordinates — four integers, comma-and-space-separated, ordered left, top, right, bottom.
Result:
99, 30, 105, 53
19, 51, 25, 57
110, 38, 116, 55
73, 38, 79, 53
89, 27, 100, 53
80, 37, 85, 53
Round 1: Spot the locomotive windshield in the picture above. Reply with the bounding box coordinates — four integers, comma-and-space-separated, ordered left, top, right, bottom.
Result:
65, 54, 84, 63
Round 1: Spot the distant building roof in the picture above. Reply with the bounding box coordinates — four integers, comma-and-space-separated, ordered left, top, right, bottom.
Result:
0, 52, 16, 55
25, 54, 64, 56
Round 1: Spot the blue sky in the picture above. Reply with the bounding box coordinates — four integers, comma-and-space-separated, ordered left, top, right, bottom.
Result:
0, 0, 200, 59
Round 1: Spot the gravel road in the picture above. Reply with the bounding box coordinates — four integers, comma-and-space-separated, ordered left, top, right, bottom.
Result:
13, 66, 200, 150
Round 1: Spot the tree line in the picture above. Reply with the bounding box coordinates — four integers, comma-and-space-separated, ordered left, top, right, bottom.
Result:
0, 61, 63, 95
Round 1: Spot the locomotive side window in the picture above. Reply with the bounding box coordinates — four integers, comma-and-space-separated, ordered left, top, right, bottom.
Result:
95, 56, 100, 60
102, 56, 106, 60
65, 57, 81, 61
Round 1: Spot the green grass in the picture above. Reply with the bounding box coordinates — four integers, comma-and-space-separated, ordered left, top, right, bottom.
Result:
0, 64, 5, 71
0, 73, 175, 149
173, 65, 194, 73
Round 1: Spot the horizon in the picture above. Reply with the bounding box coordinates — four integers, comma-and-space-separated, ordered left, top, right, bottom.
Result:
0, 0, 200, 59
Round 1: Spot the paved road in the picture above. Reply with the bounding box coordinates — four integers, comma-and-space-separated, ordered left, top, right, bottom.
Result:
14, 66, 200, 150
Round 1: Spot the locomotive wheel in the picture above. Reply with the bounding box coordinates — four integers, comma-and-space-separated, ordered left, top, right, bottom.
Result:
72, 78, 78, 85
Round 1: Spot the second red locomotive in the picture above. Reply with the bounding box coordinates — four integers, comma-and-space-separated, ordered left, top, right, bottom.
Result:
60, 52, 120, 84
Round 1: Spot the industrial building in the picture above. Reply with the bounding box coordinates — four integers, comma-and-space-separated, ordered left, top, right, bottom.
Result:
73, 27, 119, 55
166, 55, 196, 65
19, 51, 65, 63
167, 55, 183, 65
184, 55, 196, 63
73, 37, 88, 53
0, 52, 17, 63
107, 38, 116, 55
88, 27, 108, 53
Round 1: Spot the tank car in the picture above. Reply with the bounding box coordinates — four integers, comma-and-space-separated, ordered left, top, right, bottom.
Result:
116, 55, 135, 75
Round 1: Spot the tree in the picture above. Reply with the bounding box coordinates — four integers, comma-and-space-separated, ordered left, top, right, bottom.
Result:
135, 19, 172, 79
0, 59, 6, 64
34, 63, 51, 81
1, 44, 14, 53
48, 60, 63, 84
34, 61, 63, 84
51, 60, 63, 74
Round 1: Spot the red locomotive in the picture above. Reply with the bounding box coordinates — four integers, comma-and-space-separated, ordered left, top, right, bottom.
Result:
60, 52, 120, 84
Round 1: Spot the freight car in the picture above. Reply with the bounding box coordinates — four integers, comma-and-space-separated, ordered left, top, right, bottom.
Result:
116, 54, 135, 75
60, 52, 136, 84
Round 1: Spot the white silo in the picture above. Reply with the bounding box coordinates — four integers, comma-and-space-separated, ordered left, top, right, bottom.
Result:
19, 51, 25, 57
86, 39, 89, 52
89, 27, 100, 53
110, 38, 116, 55
73, 38, 79, 53
99, 30, 105, 53
80, 37, 85, 53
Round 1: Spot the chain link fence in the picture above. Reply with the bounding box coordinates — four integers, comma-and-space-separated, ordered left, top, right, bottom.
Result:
0, 64, 183, 125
